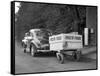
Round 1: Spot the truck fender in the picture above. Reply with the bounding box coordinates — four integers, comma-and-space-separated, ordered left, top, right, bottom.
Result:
22, 40, 27, 48
30, 40, 39, 48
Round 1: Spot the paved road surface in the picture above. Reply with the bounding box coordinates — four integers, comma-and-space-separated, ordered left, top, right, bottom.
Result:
15, 42, 97, 74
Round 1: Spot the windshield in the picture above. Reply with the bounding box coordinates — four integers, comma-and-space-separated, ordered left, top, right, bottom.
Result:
35, 31, 42, 37
35, 30, 49, 39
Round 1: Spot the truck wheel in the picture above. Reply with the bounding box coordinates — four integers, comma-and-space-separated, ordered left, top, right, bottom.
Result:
72, 50, 81, 61
30, 44, 37, 57
56, 52, 64, 64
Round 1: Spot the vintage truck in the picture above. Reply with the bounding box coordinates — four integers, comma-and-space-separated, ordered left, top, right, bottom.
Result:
22, 29, 83, 64
22, 29, 50, 55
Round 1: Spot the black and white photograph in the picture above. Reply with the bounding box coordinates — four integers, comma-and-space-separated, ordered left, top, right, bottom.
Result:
11, 1, 98, 75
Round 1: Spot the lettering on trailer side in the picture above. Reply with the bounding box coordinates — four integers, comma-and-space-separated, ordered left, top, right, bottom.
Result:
50, 37, 55, 41
56, 36, 61, 40
65, 36, 81, 40
50, 35, 81, 41
65, 36, 74, 40
50, 36, 61, 41
74, 36, 81, 40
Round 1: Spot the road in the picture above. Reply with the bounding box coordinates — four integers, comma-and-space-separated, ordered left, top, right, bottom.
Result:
15, 42, 97, 74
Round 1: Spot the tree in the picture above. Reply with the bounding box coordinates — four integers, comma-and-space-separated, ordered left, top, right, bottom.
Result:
15, 2, 86, 41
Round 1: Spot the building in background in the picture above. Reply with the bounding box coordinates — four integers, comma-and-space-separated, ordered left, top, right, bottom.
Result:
86, 6, 97, 46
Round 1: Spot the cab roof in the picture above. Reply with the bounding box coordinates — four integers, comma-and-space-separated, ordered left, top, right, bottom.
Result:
29, 29, 41, 33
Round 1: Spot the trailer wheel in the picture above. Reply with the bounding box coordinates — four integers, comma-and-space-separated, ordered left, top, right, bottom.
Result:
30, 44, 37, 57
72, 50, 81, 61
56, 53, 64, 64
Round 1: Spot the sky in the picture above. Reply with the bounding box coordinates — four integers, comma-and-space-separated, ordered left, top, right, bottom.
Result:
15, 2, 20, 13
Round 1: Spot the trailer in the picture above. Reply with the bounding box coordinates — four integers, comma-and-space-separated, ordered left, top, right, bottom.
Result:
49, 33, 83, 63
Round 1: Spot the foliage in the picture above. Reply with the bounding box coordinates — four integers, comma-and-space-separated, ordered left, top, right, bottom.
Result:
15, 2, 86, 41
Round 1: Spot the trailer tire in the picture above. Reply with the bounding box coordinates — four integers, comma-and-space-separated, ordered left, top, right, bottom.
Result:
56, 53, 64, 64
30, 44, 37, 57
72, 50, 81, 61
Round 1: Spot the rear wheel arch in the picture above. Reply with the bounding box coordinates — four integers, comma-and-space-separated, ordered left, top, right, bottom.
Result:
30, 40, 38, 48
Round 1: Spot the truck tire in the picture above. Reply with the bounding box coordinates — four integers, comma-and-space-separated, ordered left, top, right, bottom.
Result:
30, 44, 37, 57
56, 52, 64, 64
72, 50, 81, 61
